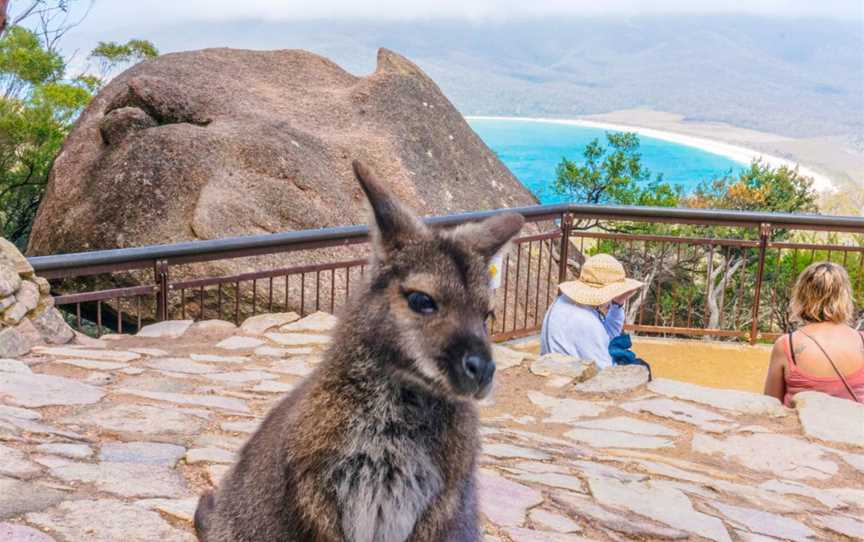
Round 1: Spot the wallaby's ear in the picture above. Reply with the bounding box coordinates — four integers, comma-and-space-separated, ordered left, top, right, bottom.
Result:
450, 212, 525, 260
353, 160, 428, 259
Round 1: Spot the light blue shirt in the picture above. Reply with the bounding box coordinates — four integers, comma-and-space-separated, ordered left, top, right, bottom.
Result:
540, 295, 625, 369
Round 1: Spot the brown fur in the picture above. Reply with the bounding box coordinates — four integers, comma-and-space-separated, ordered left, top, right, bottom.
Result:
194, 160, 524, 542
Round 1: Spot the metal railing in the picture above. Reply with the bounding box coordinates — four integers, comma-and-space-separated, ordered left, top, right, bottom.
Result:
29, 203, 864, 342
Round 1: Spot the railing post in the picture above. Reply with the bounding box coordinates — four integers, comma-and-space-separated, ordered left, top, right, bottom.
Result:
154, 259, 169, 321
558, 212, 573, 284
749, 223, 772, 344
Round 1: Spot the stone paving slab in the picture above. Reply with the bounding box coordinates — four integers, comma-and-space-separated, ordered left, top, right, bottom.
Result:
0, 312, 861, 541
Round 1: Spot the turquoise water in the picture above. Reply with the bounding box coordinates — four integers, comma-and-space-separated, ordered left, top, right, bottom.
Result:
468, 118, 746, 204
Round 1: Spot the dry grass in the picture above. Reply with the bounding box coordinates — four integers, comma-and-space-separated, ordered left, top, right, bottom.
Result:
632, 337, 771, 393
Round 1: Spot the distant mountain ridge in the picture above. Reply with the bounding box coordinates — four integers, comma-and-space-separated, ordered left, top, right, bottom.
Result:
99, 16, 863, 140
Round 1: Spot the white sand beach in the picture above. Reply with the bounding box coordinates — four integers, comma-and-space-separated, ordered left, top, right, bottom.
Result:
468, 115, 837, 192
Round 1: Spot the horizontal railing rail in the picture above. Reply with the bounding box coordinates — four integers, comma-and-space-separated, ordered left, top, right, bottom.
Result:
29, 204, 864, 277
28, 203, 864, 342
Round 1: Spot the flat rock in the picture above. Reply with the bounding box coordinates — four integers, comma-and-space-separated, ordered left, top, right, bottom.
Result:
190, 319, 237, 332
552, 491, 688, 540
759, 479, 847, 509
0, 444, 42, 479
117, 389, 250, 413
252, 380, 296, 393
477, 469, 543, 527
61, 403, 209, 441
264, 332, 331, 346
34, 443, 92, 460
254, 345, 314, 357
186, 447, 235, 464
530, 353, 598, 381
0, 523, 56, 541
0, 359, 31, 373
622, 398, 735, 432
220, 420, 260, 434
206, 370, 277, 383
0, 477, 67, 521
705, 501, 815, 542
119, 373, 195, 393
502, 527, 594, 542
588, 476, 731, 542
0, 372, 105, 407
144, 358, 218, 374
99, 442, 187, 467
0, 416, 83, 440
693, 433, 838, 480
575, 365, 650, 394
491, 344, 528, 371
794, 391, 864, 447
189, 353, 249, 364
279, 311, 338, 333
84, 371, 115, 386
527, 391, 607, 423
571, 460, 648, 482
269, 359, 314, 376
135, 497, 198, 522
31, 346, 140, 362
813, 515, 864, 539
130, 347, 169, 356
568, 416, 679, 437
564, 428, 673, 449
483, 443, 550, 460
215, 336, 265, 350
58, 359, 127, 371
648, 378, 786, 417
137, 320, 193, 338
240, 312, 300, 335
0, 405, 41, 420
26, 499, 194, 542
838, 451, 864, 473
528, 508, 582, 533
50, 461, 190, 498
193, 434, 247, 451
512, 472, 586, 493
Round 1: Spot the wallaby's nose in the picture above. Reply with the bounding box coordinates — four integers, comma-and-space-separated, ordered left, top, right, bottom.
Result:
462, 353, 495, 391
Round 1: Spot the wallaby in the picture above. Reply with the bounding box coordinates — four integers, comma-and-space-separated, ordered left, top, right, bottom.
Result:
194, 160, 524, 542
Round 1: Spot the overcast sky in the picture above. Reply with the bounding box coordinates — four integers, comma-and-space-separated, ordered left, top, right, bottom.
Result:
67, 0, 863, 26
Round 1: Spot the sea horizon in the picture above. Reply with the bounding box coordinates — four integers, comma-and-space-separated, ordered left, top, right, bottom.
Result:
468, 115, 834, 204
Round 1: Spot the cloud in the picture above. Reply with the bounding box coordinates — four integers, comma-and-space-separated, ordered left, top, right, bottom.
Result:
82, 0, 862, 26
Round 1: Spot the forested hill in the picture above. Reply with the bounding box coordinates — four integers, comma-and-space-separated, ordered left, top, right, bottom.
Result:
78, 16, 864, 140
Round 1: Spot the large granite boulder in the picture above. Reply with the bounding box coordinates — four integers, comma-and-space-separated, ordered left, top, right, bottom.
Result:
0, 238, 74, 356
27, 47, 536, 316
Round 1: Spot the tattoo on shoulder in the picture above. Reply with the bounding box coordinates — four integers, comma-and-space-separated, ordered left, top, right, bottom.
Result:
793, 345, 807, 356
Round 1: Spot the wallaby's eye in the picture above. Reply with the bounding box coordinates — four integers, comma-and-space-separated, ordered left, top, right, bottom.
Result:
406, 291, 437, 315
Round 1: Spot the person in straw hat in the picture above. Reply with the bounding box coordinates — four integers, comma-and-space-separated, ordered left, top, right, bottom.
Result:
540, 253, 643, 369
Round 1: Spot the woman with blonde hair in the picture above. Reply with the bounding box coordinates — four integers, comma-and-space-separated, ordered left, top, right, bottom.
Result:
764, 261, 864, 405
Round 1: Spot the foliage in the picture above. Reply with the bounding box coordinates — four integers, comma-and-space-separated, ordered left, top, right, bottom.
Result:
555, 132, 829, 334
89, 38, 158, 86
0, 21, 157, 248
554, 132, 681, 209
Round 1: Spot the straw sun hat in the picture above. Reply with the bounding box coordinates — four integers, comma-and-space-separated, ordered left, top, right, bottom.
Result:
559, 254, 644, 306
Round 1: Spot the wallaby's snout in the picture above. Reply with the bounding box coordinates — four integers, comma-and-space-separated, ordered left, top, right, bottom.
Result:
445, 332, 495, 398
462, 351, 495, 397
352, 159, 524, 400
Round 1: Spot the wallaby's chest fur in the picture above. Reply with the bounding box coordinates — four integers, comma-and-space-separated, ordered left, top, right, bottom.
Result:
196, 342, 480, 542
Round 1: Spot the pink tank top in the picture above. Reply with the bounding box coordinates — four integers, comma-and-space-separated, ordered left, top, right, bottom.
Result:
782, 331, 864, 407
